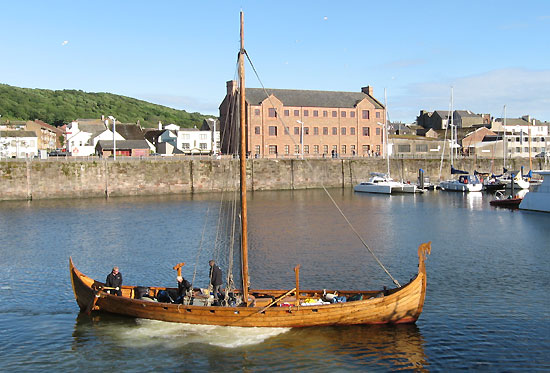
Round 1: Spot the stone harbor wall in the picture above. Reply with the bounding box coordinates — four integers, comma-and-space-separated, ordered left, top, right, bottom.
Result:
0, 157, 542, 200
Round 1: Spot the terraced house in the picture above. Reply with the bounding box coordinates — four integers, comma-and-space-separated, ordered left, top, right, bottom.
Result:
219, 81, 386, 158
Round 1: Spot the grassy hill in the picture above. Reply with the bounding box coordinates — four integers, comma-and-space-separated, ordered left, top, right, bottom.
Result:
0, 84, 213, 127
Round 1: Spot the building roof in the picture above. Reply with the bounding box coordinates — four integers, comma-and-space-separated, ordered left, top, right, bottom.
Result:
96, 140, 149, 150
245, 88, 384, 109
109, 123, 145, 140
455, 110, 481, 118
0, 130, 37, 137
143, 129, 165, 143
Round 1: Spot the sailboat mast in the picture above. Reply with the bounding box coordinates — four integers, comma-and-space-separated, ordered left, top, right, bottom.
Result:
384, 89, 390, 175
239, 11, 250, 306
503, 105, 507, 169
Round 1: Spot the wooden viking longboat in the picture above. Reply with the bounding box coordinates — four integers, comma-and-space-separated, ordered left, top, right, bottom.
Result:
69, 12, 431, 327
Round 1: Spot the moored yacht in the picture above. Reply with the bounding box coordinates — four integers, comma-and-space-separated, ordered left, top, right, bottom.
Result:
354, 173, 418, 194
519, 171, 550, 212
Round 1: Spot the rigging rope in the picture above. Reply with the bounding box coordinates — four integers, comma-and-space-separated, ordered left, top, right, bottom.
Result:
243, 50, 401, 287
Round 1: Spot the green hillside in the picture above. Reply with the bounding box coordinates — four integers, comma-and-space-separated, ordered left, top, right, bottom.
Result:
0, 84, 213, 127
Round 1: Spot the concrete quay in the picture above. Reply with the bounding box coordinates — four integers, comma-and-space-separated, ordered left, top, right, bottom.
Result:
0, 157, 544, 201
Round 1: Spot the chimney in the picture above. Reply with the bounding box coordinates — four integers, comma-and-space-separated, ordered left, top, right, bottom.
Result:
361, 86, 373, 96
158, 121, 162, 130
227, 80, 238, 96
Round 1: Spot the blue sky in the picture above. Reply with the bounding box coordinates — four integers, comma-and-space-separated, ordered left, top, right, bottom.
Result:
1, 1, 549, 123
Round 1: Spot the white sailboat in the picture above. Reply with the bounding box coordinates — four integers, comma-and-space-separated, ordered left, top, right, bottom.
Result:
354, 89, 418, 194
438, 88, 482, 192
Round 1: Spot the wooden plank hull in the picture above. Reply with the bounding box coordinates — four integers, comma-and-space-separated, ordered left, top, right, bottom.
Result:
69, 243, 430, 328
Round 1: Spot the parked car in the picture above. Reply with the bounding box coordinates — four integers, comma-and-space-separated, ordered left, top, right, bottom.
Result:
48, 150, 67, 157
535, 151, 547, 158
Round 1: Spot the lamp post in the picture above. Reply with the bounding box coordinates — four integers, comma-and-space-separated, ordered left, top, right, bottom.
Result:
108, 116, 116, 160
296, 120, 304, 159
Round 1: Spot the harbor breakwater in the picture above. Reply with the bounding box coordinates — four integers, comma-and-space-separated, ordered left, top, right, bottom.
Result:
0, 157, 543, 201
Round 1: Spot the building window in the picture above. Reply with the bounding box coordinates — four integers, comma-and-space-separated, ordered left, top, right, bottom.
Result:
332, 111, 337, 118
323, 111, 328, 117
332, 127, 337, 135
199, 143, 207, 150
304, 127, 309, 135
362, 145, 370, 154
313, 127, 319, 135
323, 145, 328, 154
351, 145, 356, 153
294, 110, 299, 116
284, 145, 290, 155
268, 108, 277, 118
341, 111, 346, 118
284, 109, 289, 116
362, 110, 370, 119
294, 127, 299, 135
350, 127, 356, 135
376, 145, 381, 153
516, 147, 521, 152
341, 145, 346, 154
332, 145, 338, 153
182, 143, 190, 149
398, 144, 410, 152
183, 134, 190, 140
255, 145, 260, 154
341, 127, 346, 135
269, 145, 277, 154
524, 147, 529, 152
376, 128, 381, 135
362, 127, 370, 136
416, 144, 428, 152
295, 145, 300, 154
255, 126, 260, 134
350, 111, 355, 118
376, 112, 381, 119
314, 145, 319, 154
255, 109, 260, 116
304, 145, 309, 154
304, 110, 309, 117
313, 110, 318, 117
284, 127, 289, 135
269, 126, 277, 136
323, 127, 328, 135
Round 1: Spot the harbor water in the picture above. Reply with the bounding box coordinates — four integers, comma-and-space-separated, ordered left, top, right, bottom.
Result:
0, 189, 549, 371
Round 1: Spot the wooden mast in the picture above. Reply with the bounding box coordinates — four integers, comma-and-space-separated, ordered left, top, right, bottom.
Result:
239, 11, 250, 306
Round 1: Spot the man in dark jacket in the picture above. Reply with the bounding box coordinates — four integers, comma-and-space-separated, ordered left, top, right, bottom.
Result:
209, 260, 223, 304
106, 266, 122, 296
175, 275, 192, 303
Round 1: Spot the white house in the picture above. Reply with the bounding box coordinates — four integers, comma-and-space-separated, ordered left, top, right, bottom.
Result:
66, 120, 124, 156
0, 130, 38, 158
491, 116, 549, 158
177, 127, 212, 154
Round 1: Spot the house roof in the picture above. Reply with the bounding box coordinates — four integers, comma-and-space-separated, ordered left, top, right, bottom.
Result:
245, 88, 384, 109
455, 110, 481, 118
109, 123, 145, 140
96, 140, 149, 150
143, 129, 165, 143
0, 130, 37, 137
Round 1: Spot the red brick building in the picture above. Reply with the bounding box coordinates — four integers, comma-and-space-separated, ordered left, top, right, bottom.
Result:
219, 81, 386, 158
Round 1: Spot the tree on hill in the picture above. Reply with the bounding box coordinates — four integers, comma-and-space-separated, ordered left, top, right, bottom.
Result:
0, 84, 213, 128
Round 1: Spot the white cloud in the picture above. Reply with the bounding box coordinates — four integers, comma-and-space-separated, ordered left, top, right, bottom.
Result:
61, 40, 69, 46
390, 68, 550, 122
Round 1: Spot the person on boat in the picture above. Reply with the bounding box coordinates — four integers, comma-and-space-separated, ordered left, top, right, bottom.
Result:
106, 266, 122, 296
176, 275, 192, 303
209, 260, 223, 305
